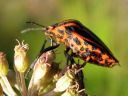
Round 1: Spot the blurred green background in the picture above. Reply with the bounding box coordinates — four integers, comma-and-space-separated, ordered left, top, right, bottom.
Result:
0, 0, 127, 96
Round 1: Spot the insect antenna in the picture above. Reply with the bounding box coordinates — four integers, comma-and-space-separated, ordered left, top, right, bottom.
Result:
26, 21, 45, 27
21, 21, 46, 33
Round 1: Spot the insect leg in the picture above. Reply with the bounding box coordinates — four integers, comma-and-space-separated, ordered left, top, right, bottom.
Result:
64, 47, 75, 65
81, 62, 86, 68
31, 38, 59, 70
64, 47, 70, 65
25, 40, 60, 78
41, 44, 60, 53
25, 39, 47, 78
49, 36, 59, 46
29, 43, 59, 72
70, 52, 76, 64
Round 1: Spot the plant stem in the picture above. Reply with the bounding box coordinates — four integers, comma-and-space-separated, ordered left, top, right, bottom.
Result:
20, 73, 27, 96
0, 78, 10, 96
1, 76, 17, 96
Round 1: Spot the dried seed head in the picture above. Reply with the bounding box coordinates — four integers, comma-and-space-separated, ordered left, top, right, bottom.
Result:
14, 40, 29, 73
0, 52, 9, 76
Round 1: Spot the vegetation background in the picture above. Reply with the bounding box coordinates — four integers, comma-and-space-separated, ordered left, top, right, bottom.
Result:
0, 0, 127, 96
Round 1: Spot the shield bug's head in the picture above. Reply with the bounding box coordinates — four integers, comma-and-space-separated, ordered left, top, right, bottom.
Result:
21, 21, 62, 44
44, 26, 55, 37
21, 21, 58, 39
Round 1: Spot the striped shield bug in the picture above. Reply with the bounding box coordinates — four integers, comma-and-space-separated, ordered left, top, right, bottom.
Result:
22, 19, 119, 67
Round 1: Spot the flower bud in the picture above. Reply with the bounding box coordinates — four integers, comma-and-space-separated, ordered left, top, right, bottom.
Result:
54, 70, 75, 92
32, 51, 56, 85
61, 88, 78, 96
28, 50, 58, 96
0, 52, 9, 76
14, 40, 29, 73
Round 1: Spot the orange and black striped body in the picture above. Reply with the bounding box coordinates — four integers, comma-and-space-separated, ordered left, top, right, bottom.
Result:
44, 19, 119, 67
